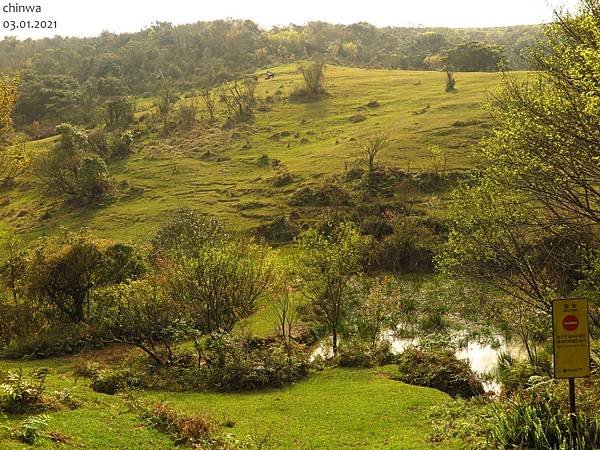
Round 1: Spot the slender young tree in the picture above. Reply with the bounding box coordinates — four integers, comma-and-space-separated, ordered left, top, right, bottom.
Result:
298, 58, 327, 98
297, 223, 364, 356
356, 131, 390, 171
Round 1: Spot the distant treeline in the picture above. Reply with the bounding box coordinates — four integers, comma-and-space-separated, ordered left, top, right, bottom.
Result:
0, 20, 542, 128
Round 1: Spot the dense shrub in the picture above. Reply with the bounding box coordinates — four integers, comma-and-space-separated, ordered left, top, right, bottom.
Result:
397, 348, 484, 398
272, 171, 294, 187
359, 168, 395, 195
0, 302, 38, 350
359, 216, 393, 240
256, 154, 270, 167
344, 167, 365, 181
175, 103, 197, 130
100, 242, 147, 284
2, 323, 105, 359
488, 389, 600, 449
348, 113, 366, 123
88, 128, 110, 159
9, 414, 50, 445
95, 334, 310, 393
0, 368, 49, 413
253, 217, 299, 244
90, 367, 146, 395
290, 59, 327, 102
417, 216, 449, 235
369, 219, 436, 273
33, 123, 114, 204
55, 123, 87, 150
105, 97, 134, 130
201, 334, 309, 391
410, 170, 469, 193
289, 183, 352, 207
78, 154, 113, 202
108, 130, 134, 159
336, 340, 396, 368
92, 279, 190, 367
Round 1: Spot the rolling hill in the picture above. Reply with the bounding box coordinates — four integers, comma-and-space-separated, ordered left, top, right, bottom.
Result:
1, 64, 506, 241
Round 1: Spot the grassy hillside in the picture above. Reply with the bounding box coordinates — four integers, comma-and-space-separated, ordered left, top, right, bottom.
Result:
0, 354, 462, 449
1, 65, 506, 241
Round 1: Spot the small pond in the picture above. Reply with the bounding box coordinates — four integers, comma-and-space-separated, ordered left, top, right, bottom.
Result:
310, 330, 528, 394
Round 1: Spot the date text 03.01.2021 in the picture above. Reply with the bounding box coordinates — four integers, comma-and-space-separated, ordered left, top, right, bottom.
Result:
2, 20, 57, 30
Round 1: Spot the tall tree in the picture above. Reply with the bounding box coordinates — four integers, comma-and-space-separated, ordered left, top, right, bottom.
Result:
152, 208, 274, 334
27, 231, 106, 322
482, 0, 600, 225
439, 0, 600, 328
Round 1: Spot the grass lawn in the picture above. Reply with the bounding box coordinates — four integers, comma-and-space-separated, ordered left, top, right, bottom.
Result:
145, 367, 464, 449
0, 355, 464, 449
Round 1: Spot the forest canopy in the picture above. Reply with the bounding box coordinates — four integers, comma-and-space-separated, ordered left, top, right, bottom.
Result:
0, 20, 540, 129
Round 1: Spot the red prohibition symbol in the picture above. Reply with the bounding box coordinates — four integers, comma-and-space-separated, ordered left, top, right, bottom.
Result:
562, 315, 579, 332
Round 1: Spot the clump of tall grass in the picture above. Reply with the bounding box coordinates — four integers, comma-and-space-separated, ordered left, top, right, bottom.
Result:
488, 388, 600, 449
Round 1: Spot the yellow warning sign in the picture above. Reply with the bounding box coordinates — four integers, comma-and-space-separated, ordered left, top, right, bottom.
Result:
552, 298, 591, 379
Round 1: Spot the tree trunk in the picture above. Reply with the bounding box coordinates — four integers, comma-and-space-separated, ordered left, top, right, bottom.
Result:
72, 295, 85, 323
371, 332, 378, 351
332, 328, 338, 356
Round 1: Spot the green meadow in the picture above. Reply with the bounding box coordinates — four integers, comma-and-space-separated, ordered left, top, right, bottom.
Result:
1, 65, 505, 241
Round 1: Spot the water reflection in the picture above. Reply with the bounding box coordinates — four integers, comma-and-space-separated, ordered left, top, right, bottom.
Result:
310, 330, 527, 394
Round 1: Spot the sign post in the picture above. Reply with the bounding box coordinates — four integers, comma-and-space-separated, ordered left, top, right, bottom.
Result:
552, 298, 591, 429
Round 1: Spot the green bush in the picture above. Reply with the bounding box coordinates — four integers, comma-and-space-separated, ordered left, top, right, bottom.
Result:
51, 388, 80, 410
359, 168, 395, 195
108, 130, 134, 159
90, 367, 146, 395
272, 171, 294, 187
0, 368, 80, 414
370, 219, 436, 273
289, 183, 352, 207
253, 217, 299, 244
77, 154, 113, 202
202, 334, 310, 391
488, 389, 600, 449
256, 154, 270, 167
337, 340, 396, 368
397, 348, 484, 398
2, 323, 105, 359
86, 335, 309, 394
176, 104, 197, 130
88, 128, 110, 159
359, 216, 393, 240
105, 97, 134, 130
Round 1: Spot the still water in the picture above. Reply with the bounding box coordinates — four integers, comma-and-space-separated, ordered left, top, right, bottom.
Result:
310, 330, 527, 393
